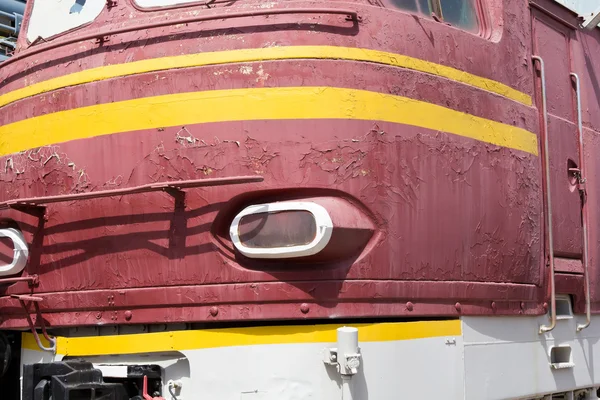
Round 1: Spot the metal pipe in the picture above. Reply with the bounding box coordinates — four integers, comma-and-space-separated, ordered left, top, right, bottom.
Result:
14, 295, 56, 353
0, 0, 25, 16
0, 175, 263, 210
0, 6, 359, 70
0, 275, 37, 285
0, 38, 16, 49
534, 55, 557, 334
342, 376, 353, 400
0, 9, 19, 20
0, 22, 16, 36
572, 72, 591, 332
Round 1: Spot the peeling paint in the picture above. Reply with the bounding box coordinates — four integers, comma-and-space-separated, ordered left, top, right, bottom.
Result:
0, 0, 586, 329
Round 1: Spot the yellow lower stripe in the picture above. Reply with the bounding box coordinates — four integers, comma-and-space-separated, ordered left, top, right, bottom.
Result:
0, 86, 538, 156
0, 46, 531, 108
22, 320, 461, 356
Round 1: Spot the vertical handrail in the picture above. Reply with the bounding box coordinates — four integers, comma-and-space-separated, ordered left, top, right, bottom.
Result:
534, 55, 557, 334
571, 72, 591, 332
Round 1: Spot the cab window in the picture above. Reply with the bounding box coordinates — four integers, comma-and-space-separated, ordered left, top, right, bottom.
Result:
388, 0, 479, 32
27, 0, 105, 42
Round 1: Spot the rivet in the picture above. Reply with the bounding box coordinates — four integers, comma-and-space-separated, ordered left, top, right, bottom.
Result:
491, 301, 497, 311
520, 302, 526, 310
455, 302, 462, 312
124, 310, 132, 321
406, 302, 414, 311
209, 307, 219, 317
96, 312, 102, 320
300, 303, 310, 314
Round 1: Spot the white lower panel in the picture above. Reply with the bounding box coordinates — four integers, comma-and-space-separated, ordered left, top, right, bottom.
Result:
463, 315, 600, 399
22, 315, 600, 399
179, 338, 464, 400
22, 333, 464, 399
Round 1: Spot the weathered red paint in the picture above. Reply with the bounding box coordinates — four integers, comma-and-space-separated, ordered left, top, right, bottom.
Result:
0, 0, 597, 330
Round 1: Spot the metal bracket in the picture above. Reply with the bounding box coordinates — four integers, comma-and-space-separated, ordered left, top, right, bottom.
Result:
323, 327, 362, 376
323, 347, 361, 374
95, 36, 111, 45
323, 347, 338, 365
569, 167, 587, 193
12, 294, 56, 353
142, 375, 165, 400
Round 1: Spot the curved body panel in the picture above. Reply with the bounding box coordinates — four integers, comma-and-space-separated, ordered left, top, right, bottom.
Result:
0, 0, 546, 328
1, 0, 600, 398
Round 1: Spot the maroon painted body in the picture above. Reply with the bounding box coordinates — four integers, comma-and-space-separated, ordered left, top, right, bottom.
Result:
0, 0, 597, 329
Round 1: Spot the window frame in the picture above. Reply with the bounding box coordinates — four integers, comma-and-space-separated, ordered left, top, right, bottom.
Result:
385, 0, 490, 37
229, 201, 334, 259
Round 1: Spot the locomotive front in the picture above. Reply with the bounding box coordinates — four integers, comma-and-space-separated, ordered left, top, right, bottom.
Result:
0, 0, 598, 399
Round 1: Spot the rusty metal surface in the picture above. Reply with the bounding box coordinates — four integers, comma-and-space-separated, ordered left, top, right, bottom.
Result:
0, 0, 597, 329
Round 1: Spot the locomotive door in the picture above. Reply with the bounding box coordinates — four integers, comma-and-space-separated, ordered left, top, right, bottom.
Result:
531, 10, 583, 270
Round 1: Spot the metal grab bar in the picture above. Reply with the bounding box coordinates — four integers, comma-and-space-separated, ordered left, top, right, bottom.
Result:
12, 294, 56, 353
0, 274, 37, 286
0, 175, 263, 211
533, 55, 557, 334
0, 6, 359, 71
571, 72, 591, 332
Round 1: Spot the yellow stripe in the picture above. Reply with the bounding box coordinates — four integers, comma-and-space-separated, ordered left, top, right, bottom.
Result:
0, 86, 539, 156
22, 320, 461, 356
0, 46, 532, 108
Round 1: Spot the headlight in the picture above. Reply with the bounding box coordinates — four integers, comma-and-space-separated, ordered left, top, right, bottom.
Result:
229, 202, 333, 259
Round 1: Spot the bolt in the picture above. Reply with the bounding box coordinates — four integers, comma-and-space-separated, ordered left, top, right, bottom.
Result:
520, 302, 526, 311
300, 303, 310, 314
209, 307, 219, 317
543, 302, 549, 313
455, 302, 462, 312
124, 310, 132, 321
491, 301, 497, 311
96, 312, 102, 320
406, 302, 414, 311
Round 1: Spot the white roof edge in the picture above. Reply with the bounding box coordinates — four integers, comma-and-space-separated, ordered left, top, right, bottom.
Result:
551, 0, 600, 29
